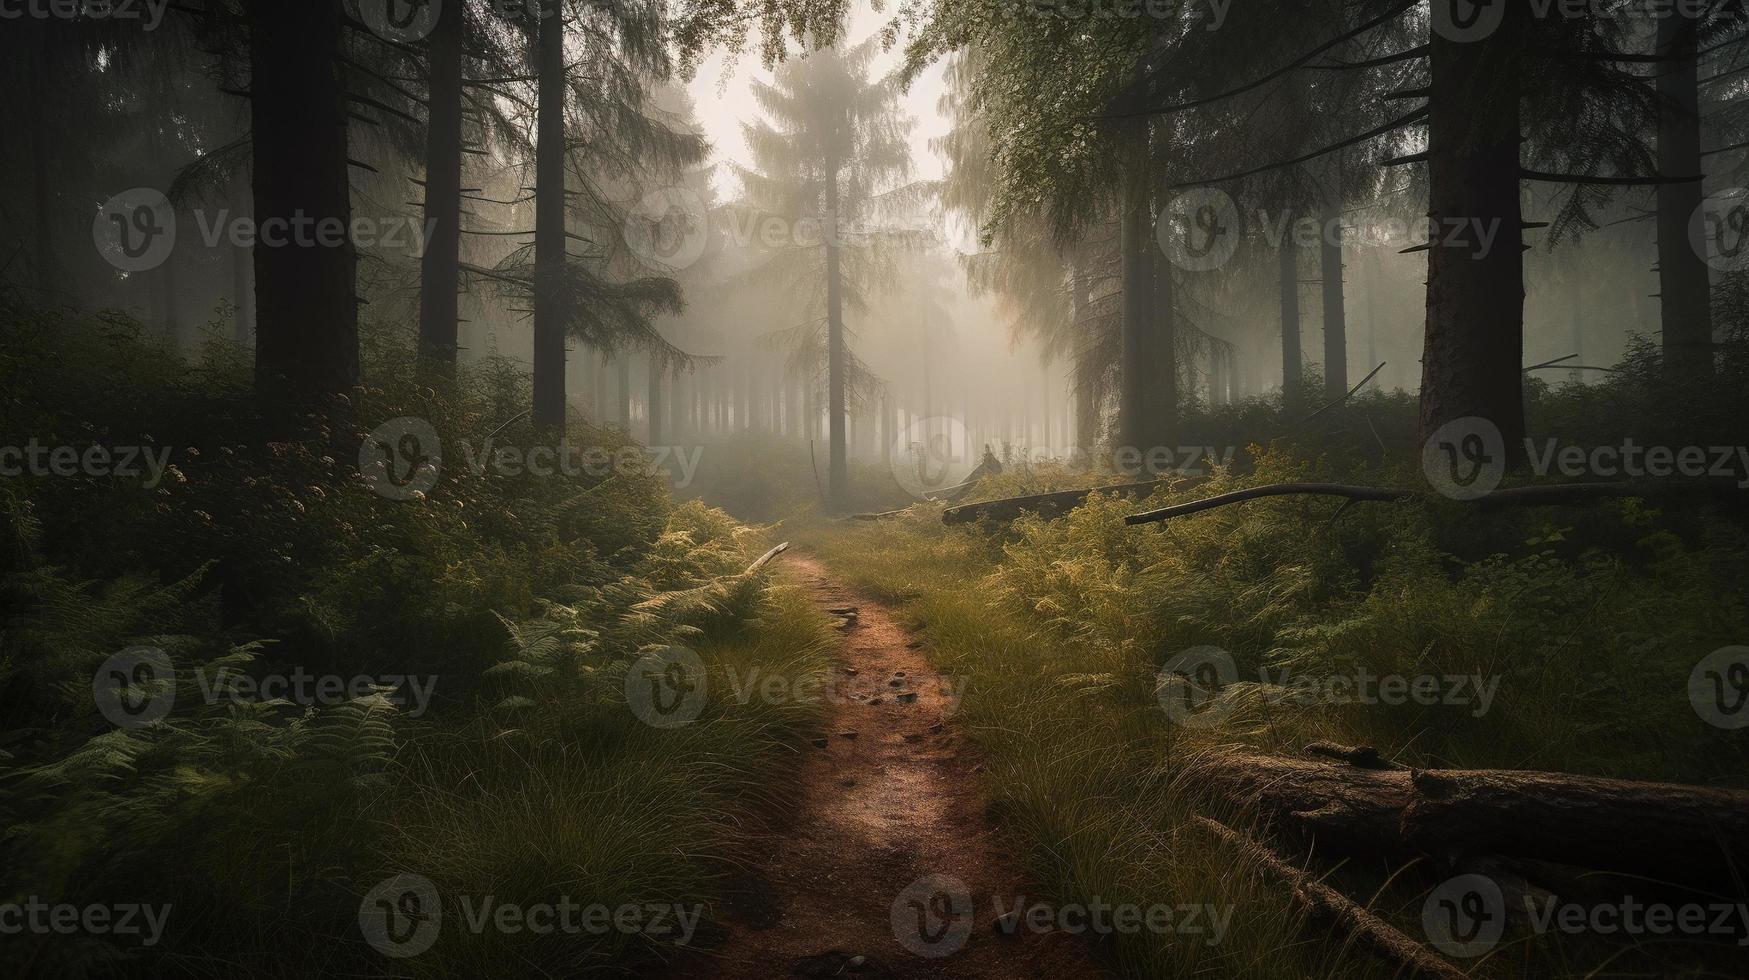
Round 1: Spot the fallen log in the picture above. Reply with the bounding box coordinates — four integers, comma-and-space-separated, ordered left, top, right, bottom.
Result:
1125, 480, 1725, 526
942, 479, 1177, 526
1185, 748, 1749, 891
1192, 815, 1470, 980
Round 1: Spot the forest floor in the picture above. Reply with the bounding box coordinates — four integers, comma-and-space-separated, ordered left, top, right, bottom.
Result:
662, 552, 1102, 980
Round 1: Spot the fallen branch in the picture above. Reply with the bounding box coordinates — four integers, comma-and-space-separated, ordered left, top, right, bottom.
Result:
1304, 362, 1386, 421
743, 542, 789, 575
845, 508, 912, 522
1126, 483, 1412, 525
942, 479, 1177, 526
1192, 816, 1469, 980
1125, 481, 1718, 526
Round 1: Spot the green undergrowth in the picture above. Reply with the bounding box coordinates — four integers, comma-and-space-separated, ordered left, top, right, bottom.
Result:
792, 440, 1749, 979
0, 302, 835, 978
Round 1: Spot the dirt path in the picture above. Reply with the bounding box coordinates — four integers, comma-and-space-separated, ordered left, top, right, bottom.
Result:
663, 553, 1103, 979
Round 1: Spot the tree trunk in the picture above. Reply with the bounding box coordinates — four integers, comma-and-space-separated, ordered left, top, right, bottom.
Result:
617, 355, 632, 428
1119, 116, 1153, 462
646, 358, 664, 445
738, 364, 752, 432
589, 349, 606, 421
1570, 262, 1585, 386
881, 391, 895, 464
1151, 189, 1178, 452
159, 249, 181, 347
249, 0, 359, 426
826, 168, 849, 507
1363, 247, 1378, 372
29, 30, 56, 296
417, 0, 464, 374
803, 379, 816, 443
1657, 8, 1713, 383
1420, 6, 1526, 456
1279, 219, 1302, 404
531, 6, 567, 431
1040, 366, 1052, 454
1320, 204, 1348, 398
673, 368, 690, 441
1070, 253, 1100, 452
231, 227, 252, 345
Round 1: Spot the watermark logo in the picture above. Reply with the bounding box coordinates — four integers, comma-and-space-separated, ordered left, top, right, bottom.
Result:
1431, 0, 1506, 43
1692, 187, 1749, 274
1423, 416, 1506, 500
93, 646, 176, 729
358, 0, 442, 42
890, 415, 974, 501
1156, 646, 1239, 728
359, 874, 443, 958
626, 645, 708, 728
361, 417, 443, 502
1690, 646, 1749, 730
94, 188, 176, 274
1422, 874, 1506, 958
891, 875, 975, 957
625, 186, 709, 272
1160, 188, 1240, 272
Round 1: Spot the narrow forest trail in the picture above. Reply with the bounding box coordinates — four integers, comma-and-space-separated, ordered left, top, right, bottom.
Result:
663, 553, 1103, 979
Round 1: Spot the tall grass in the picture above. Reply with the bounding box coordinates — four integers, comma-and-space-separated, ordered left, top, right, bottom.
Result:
794, 437, 1749, 978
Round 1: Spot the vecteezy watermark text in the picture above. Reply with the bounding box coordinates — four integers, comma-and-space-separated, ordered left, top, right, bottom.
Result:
0, 897, 171, 947
0, 0, 169, 30
92, 646, 437, 728
1156, 646, 1500, 728
1158, 189, 1506, 272
1421, 416, 1749, 500
622, 645, 968, 728
93, 188, 437, 274
0, 439, 173, 487
889, 875, 1231, 958
357, 874, 700, 958
360, 417, 704, 501
1422, 873, 1749, 958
